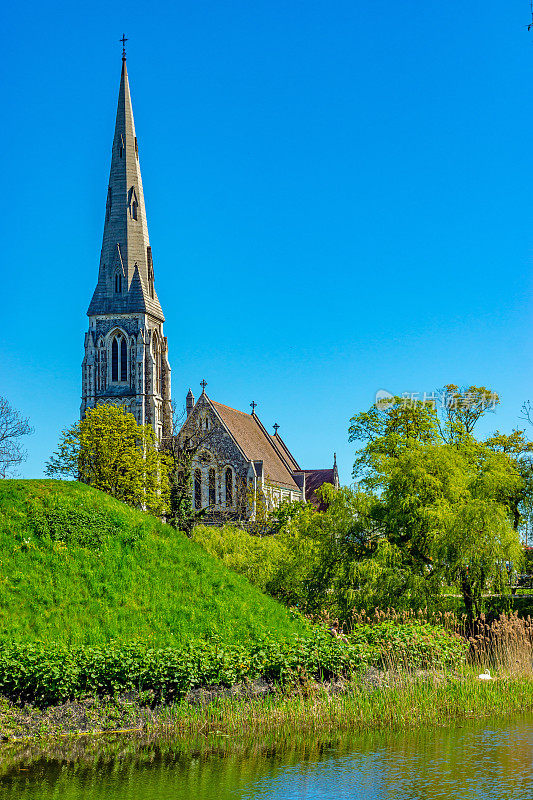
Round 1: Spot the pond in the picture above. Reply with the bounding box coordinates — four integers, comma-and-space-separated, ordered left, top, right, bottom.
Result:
0, 714, 532, 799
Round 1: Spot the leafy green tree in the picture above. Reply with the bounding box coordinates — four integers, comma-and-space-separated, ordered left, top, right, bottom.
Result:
349, 396, 441, 486
437, 384, 499, 443
46, 404, 169, 516
484, 429, 533, 532
376, 438, 522, 618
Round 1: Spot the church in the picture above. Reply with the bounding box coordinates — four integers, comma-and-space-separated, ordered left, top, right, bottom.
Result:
82, 49, 338, 523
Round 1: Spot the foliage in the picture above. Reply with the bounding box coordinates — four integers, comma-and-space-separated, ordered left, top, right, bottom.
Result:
45, 405, 169, 516
0, 480, 307, 646
267, 499, 307, 534
193, 524, 287, 594
349, 396, 440, 485
0, 623, 467, 707
436, 384, 499, 442
346, 388, 525, 620
0, 397, 33, 478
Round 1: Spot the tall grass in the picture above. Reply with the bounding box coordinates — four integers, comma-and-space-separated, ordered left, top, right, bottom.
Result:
468, 612, 533, 674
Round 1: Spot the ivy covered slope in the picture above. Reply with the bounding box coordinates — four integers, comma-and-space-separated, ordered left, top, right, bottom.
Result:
0, 480, 308, 646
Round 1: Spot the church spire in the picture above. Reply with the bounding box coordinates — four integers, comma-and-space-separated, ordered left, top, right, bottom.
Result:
87, 53, 164, 320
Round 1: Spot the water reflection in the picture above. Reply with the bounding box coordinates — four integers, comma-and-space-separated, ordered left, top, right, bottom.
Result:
0, 715, 532, 800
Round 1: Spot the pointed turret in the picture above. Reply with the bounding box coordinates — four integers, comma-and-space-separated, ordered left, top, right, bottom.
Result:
88, 56, 164, 320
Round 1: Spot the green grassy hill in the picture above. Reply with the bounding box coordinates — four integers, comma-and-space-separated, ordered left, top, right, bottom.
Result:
0, 480, 307, 646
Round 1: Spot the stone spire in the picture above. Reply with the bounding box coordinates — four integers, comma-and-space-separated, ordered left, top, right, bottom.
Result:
82, 51, 171, 443
87, 56, 164, 320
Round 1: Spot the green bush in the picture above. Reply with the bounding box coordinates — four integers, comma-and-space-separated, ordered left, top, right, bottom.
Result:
350, 621, 468, 669
0, 623, 467, 707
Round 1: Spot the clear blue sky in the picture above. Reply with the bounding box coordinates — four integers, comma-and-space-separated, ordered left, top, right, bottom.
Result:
2, 0, 533, 484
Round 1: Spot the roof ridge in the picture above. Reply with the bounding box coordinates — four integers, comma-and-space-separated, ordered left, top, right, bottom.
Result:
211, 400, 253, 418
272, 432, 301, 471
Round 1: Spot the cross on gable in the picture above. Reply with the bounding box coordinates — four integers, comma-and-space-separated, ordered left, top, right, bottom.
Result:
273, 423, 280, 434
200, 379, 207, 393
250, 401, 257, 414
120, 34, 128, 59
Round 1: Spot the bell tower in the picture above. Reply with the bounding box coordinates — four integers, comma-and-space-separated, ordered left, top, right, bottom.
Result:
81, 47, 171, 441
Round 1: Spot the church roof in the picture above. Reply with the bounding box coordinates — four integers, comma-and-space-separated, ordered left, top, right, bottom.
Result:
210, 400, 300, 490
296, 469, 337, 503
88, 56, 164, 320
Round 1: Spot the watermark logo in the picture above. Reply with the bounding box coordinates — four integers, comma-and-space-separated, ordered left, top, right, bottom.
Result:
374, 389, 498, 412
374, 389, 395, 410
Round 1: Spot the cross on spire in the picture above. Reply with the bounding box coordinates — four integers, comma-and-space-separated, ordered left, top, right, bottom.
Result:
273, 423, 280, 435
200, 379, 207, 393
250, 401, 257, 414
120, 34, 128, 60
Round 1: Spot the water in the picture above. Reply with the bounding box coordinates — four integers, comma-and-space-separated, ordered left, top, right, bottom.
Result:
0, 715, 532, 800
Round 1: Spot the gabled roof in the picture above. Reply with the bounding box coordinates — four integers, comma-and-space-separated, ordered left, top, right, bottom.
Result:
209, 400, 300, 490
272, 432, 300, 471
88, 57, 164, 320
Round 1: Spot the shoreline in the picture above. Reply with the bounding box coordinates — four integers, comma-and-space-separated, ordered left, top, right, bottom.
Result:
1, 669, 532, 750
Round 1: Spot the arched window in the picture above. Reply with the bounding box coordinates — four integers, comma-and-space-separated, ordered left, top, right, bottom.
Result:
209, 468, 216, 506
115, 273, 122, 293
225, 468, 233, 507
194, 469, 202, 509
111, 334, 127, 383
120, 337, 127, 382
111, 337, 119, 382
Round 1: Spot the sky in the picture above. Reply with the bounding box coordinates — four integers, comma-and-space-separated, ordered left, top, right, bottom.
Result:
2, 0, 533, 484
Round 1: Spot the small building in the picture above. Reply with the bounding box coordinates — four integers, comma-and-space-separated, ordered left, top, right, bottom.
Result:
177, 385, 339, 524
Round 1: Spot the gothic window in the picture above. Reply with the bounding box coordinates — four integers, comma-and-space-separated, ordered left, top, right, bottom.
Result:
130, 343, 135, 387
106, 187, 112, 222
112, 337, 119, 382
194, 469, 202, 509
225, 468, 233, 507
209, 468, 216, 506
111, 334, 127, 382
132, 196, 138, 220
114, 273, 122, 293
120, 337, 127, 381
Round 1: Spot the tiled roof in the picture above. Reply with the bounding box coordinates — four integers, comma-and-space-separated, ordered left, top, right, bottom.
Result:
296, 469, 337, 503
271, 433, 300, 471
210, 400, 299, 490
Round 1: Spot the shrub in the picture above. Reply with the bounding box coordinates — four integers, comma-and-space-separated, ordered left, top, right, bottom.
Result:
0, 623, 468, 707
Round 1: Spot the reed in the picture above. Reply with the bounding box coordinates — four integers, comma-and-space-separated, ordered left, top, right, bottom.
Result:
140, 670, 533, 740
468, 612, 533, 674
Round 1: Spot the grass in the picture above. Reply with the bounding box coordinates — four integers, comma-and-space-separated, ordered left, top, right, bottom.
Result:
0, 480, 308, 646
157, 671, 533, 739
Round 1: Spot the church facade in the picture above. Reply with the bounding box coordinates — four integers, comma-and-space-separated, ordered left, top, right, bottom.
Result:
81, 53, 171, 442
82, 52, 338, 519
178, 385, 339, 524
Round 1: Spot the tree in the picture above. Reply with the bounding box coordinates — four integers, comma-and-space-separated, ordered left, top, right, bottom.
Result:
484, 429, 533, 532
437, 384, 499, 443
0, 397, 33, 478
370, 439, 522, 619
349, 391, 523, 619
46, 404, 169, 516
